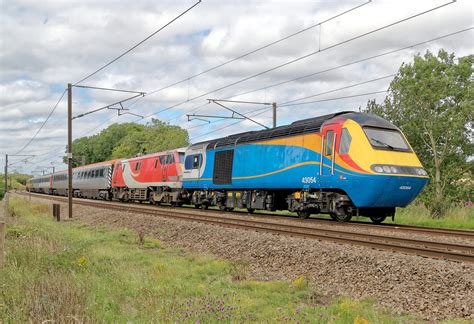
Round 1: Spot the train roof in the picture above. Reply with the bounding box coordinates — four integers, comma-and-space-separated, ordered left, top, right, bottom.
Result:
74, 159, 117, 170
124, 148, 186, 163
191, 111, 398, 149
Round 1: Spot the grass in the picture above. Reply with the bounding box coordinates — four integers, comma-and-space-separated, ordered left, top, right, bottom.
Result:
0, 197, 415, 323
393, 204, 474, 229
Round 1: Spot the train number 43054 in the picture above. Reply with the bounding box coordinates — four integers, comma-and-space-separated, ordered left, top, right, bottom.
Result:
301, 176, 317, 184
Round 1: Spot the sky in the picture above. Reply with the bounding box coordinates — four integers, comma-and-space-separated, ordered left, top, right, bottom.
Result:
0, 0, 473, 174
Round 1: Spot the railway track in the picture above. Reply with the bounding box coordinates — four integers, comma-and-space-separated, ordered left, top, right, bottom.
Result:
241, 210, 474, 238
17, 192, 474, 263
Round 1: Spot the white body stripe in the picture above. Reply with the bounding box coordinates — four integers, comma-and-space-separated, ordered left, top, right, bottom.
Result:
121, 161, 182, 189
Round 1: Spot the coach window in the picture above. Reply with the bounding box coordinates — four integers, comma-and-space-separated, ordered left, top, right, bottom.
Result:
99, 169, 104, 177
325, 130, 334, 156
339, 128, 352, 154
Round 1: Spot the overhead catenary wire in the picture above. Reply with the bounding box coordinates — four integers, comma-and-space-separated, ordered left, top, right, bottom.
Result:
162, 27, 473, 127
73, 0, 202, 86
19, 21, 470, 170
188, 90, 389, 140
11, 2, 201, 159
216, 27, 474, 102
180, 74, 395, 133
12, 89, 67, 156
279, 90, 388, 107
62, 5, 466, 143
142, 1, 371, 98
279, 74, 396, 106
190, 107, 272, 141
20, 24, 470, 161
181, 74, 395, 132
139, 0, 456, 120
15, 3, 462, 170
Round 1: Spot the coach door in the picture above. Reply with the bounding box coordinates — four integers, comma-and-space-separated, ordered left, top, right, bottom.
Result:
320, 124, 339, 185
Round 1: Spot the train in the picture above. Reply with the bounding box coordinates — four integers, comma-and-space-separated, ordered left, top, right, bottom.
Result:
26, 111, 429, 223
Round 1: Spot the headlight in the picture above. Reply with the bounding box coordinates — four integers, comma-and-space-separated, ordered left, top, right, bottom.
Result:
371, 164, 429, 176
417, 168, 428, 176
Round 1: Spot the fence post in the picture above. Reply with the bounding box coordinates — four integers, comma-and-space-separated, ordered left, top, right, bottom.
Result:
0, 193, 6, 268
53, 204, 60, 222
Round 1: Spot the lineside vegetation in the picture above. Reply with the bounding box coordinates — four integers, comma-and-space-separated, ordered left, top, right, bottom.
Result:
1, 197, 409, 322
366, 50, 473, 218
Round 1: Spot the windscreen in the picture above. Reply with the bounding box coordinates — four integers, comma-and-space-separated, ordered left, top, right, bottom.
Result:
363, 127, 410, 151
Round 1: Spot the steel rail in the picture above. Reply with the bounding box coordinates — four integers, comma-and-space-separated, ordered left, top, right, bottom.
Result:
18, 191, 474, 238
18, 192, 474, 263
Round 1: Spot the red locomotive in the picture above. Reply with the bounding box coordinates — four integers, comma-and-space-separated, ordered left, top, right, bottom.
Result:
111, 148, 186, 205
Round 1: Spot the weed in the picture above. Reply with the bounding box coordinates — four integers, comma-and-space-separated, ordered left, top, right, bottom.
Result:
292, 275, 308, 290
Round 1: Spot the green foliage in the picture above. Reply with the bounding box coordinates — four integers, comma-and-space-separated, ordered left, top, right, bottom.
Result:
0, 173, 32, 200
366, 50, 473, 217
394, 203, 474, 229
1, 197, 408, 322
67, 119, 189, 166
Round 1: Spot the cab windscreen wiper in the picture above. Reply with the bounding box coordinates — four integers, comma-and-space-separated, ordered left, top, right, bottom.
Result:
371, 138, 394, 149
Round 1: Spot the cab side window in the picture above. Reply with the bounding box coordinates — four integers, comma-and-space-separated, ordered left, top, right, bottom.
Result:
192, 155, 201, 168
325, 131, 334, 156
185, 154, 202, 170
339, 128, 352, 154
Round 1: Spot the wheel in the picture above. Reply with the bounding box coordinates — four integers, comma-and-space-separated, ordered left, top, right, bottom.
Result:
297, 211, 310, 219
331, 213, 352, 222
370, 215, 387, 224
247, 208, 255, 214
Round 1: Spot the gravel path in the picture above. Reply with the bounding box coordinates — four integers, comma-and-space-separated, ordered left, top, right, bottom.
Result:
21, 195, 474, 321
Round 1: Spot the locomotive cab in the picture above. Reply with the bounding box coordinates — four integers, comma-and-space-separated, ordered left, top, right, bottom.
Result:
320, 113, 429, 222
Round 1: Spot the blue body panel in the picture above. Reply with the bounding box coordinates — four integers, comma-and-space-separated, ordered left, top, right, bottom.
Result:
183, 143, 428, 208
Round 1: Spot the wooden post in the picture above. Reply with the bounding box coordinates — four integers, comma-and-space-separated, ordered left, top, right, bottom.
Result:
67, 83, 73, 219
0, 221, 4, 268
53, 204, 60, 221
0, 193, 6, 268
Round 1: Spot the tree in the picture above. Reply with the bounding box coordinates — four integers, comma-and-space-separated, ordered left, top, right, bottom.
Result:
366, 50, 473, 217
67, 119, 189, 167
110, 119, 189, 158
